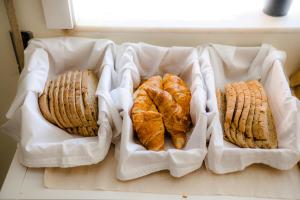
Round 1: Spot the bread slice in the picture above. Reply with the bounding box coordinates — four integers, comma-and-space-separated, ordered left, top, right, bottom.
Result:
216, 89, 233, 143
245, 82, 256, 147
82, 70, 99, 126
224, 84, 236, 143
232, 82, 244, 130
255, 83, 276, 149
53, 75, 68, 129
64, 71, 76, 128
238, 82, 250, 133
248, 81, 262, 141
58, 73, 73, 128
82, 70, 98, 128
256, 82, 269, 140
74, 70, 94, 136
39, 80, 56, 124
267, 105, 278, 148
231, 82, 247, 147
68, 71, 82, 127
233, 82, 249, 148
49, 78, 63, 128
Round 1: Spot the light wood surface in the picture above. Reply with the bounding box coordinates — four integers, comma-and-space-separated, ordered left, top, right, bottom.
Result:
0, 149, 285, 200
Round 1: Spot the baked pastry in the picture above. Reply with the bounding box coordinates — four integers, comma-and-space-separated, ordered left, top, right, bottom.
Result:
145, 86, 190, 149
163, 74, 191, 119
217, 80, 278, 149
131, 76, 165, 151
131, 74, 192, 150
38, 69, 99, 137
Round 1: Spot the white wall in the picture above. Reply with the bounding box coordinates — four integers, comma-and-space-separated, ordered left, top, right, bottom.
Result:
0, 0, 19, 188
0, 0, 299, 188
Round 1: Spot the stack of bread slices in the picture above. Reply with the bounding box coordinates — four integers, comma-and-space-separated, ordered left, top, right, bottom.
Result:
39, 70, 99, 137
217, 80, 277, 149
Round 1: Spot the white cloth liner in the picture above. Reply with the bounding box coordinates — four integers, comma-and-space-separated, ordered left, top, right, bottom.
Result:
200, 43, 300, 174
1, 37, 121, 168
114, 43, 207, 181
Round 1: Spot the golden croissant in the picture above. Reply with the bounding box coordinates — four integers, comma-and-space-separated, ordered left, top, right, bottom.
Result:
131, 76, 165, 151
144, 85, 190, 149
163, 74, 191, 124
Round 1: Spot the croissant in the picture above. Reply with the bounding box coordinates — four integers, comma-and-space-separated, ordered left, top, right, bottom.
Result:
144, 85, 189, 149
131, 76, 165, 151
163, 74, 191, 125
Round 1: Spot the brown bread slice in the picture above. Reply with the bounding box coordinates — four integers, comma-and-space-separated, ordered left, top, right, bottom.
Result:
248, 80, 262, 141
238, 82, 250, 133
221, 91, 233, 143
224, 84, 236, 143
58, 73, 73, 128
53, 75, 68, 129
255, 84, 277, 149
39, 80, 56, 124
216, 89, 233, 143
82, 70, 99, 123
267, 105, 278, 148
64, 71, 77, 128
232, 82, 244, 129
49, 78, 63, 128
238, 82, 251, 148
68, 71, 82, 127
232, 82, 247, 147
74, 70, 94, 136
82, 70, 98, 128
245, 82, 256, 147
256, 82, 269, 140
